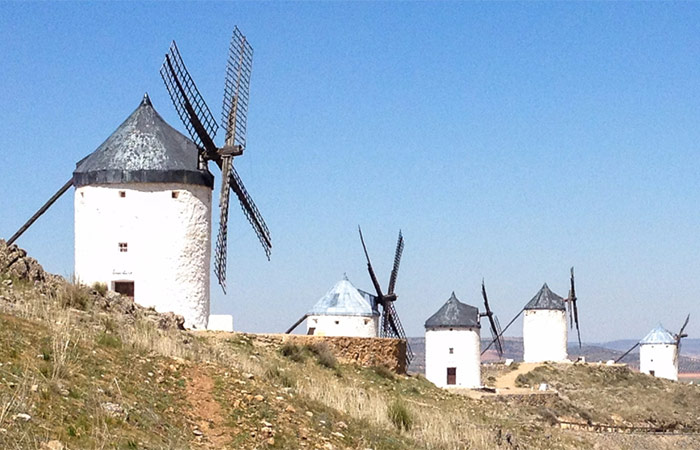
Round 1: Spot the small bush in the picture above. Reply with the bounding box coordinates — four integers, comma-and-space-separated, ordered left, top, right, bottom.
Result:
280, 343, 305, 362
92, 282, 108, 296
305, 343, 337, 370
387, 400, 413, 431
97, 332, 122, 348
264, 365, 296, 388
59, 281, 92, 311
372, 365, 395, 381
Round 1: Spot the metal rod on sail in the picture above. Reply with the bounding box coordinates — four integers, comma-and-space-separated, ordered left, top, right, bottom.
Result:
481, 307, 525, 355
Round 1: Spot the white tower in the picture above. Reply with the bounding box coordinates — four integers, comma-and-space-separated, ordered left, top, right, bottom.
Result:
73, 95, 213, 329
639, 325, 678, 381
523, 284, 568, 363
424, 292, 481, 389
306, 277, 380, 337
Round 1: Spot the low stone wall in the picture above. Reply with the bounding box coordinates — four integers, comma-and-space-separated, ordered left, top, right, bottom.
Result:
258, 334, 407, 374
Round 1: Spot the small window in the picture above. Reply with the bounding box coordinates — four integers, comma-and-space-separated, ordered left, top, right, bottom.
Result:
171, 191, 179, 199
334, 320, 340, 325
307, 327, 316, 335
80, 192, 84, 198
118, 242, 128, 253
449, 347, 454, 354
119, 191, 126, 198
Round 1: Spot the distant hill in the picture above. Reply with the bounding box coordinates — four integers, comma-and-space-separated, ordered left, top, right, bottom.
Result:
408, 337, 700, 374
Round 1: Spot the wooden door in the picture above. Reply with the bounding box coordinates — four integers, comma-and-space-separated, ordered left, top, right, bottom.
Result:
447, 367, 456, 385
114, 281, 134, 298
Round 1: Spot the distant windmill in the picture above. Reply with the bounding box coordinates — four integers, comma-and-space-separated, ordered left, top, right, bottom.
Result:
358, 226, 413, 364
482, 267, 581, 359
616, 314, 689, 381
160, 27, 272, 293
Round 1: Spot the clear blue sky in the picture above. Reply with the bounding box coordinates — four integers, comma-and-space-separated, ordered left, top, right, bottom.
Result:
2, 2, 699, 342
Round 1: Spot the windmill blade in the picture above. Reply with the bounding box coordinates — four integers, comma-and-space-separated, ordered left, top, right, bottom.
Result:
7, 178, 74, 246
614, 342, 640, 363
677, 314, 690, 341
358, 226, 384, 298
481, 307, 525, 355
387, 231, 404, 295
570, 267, 582, 348
213, 155, 234, 292
221, 26, 253, 151
384, 302, 414, 364
481, 280, 504, 357
160, 41, 219, 156
227, 165, 272, 259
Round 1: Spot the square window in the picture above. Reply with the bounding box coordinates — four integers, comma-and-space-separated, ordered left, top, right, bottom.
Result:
119, 191, 126, 198
334, 320, 340, 325
118, 242, 128, 253
449, 347, 454, 354
171, 191, 179, 199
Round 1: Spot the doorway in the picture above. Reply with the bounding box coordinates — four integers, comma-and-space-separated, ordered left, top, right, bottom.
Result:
447, 367, 456, 385
114, 281, 134, 298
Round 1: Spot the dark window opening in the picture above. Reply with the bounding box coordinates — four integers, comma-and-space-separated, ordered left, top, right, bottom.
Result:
449, 347, 454, 354
334, 320, 340, 325
119, 191, 126, 198
118, 242, 128, 253
114, 281, 134, 298
447, 367, 456, 385
307, 327, 316, 335
172, 191, 179, 199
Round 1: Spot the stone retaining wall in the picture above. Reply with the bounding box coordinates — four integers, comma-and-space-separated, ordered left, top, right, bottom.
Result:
258, 334, 407, 374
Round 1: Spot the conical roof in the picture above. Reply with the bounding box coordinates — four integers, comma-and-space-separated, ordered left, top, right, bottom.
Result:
640, 324, 676, 345
425, 292, 480, 329
308, 277, 379, 317
524, 283, 566, 311
73, 94, 213, 188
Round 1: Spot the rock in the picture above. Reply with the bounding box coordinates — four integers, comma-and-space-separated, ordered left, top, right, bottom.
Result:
101, 402, 125, 417
245, 373, 255, 380
40, 441, 64, 450
193, 429, 203, 436
30, 384, 38, 392
267, 437, 275, 445
331, 432, 345, 438
254, 394, 264, 402
285, 405, 296, 413
337, 421, 347, 429
305, 411, 314, 418
13, 413, 31, 421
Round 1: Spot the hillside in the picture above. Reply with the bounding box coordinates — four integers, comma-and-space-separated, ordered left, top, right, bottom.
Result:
2, 241, 700, 449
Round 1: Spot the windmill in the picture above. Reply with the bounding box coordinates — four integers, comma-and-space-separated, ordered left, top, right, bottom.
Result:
482, 267, 579, 357
160, 27, 271, 293
358, 226, 413, 363
480, 280, 504, 357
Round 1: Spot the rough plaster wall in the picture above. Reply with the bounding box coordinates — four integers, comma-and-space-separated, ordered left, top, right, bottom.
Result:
208, 314, 234, 332
523, 309, 568, 363
306, 314, 379, 337
640, 343, 678, 381
259, 334, 406, 373
425, 327, 481, 388
74, 183, 211, 329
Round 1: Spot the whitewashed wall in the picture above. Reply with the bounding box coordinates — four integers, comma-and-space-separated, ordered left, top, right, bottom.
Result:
425, 327, 481, 388
523, 309, 568, 363
306, 314, 378, 337
74, 183, 212, 329
640, 343, 678, 381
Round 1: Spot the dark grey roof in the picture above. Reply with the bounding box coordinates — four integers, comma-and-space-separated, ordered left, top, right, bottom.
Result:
524, 283, 566, 311
73, 94, 213, 188
425, 292, 480, 329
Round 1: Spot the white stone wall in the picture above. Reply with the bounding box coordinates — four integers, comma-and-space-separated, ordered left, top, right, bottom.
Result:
425, 327, 481, 388
208, 314, 234, 332
306, 314, 378, 337
74, 183, 212, 329
523, 309, 568, 363
640, 343, 678, 381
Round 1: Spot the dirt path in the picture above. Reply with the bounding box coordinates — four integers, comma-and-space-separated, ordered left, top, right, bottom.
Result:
185, 367, 232, 449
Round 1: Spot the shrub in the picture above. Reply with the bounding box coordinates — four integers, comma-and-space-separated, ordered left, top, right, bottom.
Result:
265, 365, 296, 388
92, 282, 108, 296
97, 332, 122, 348
372, 365, 395, 381
280, 343, 305, 362
305, 343, 337, 370
387, 400, 413, 431
59, 281, 92, 311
